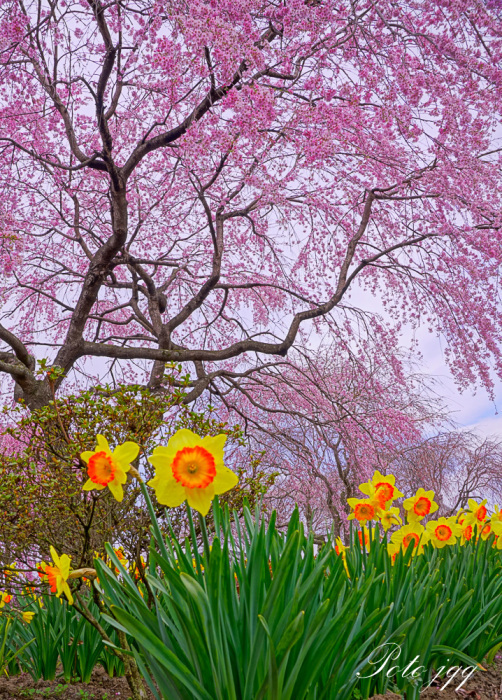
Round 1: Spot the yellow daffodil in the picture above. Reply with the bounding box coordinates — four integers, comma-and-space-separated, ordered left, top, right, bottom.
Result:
335, 537, 350, 577
0, 592, 12, 608
347, 498, 380, 525
426, 516, 462, 548
390, 522, 427, 555
480, 522, 494, 541
21, 611, 35, 623
380, 506, 403, 531
358, 471, 403, 509
357, 526, 372, 551
387, 542, 400, 564
43, 546, 73, 605
460, 523, 474, 545
80, 435, 139, 502
112, 547, 128, 574
147, 429, 238, 516
491, 520, 502, 548
4, 563, 18, 579
403, 488, 438, 522
492, 505, 502, 523
335, 537, 347, 557
462, 499, 488, 529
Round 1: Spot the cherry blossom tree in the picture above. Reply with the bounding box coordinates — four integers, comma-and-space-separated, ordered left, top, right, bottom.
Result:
391, 430, 502, 515
0, 0, 502, 423
219, 343, 444, 536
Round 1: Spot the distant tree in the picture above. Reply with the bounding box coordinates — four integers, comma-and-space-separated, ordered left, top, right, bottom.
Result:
216, 344, 444, 537
391, 431, 502, 516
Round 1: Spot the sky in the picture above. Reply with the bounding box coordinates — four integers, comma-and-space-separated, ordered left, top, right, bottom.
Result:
412, 328, 502, 439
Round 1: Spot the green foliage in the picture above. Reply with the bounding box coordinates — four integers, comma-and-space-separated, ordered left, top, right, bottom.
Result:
0, 376, 270, 577
344, 524, 502, 699
0, 615, 34, 678
92, 493, 502, 700
95, 492, 403, 700
13, 593, 124, 683
19, 683, 70, 698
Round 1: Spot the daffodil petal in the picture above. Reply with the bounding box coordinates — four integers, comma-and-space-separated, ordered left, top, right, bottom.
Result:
83, 479, 106, 491
201, 433, 226, 459
49, 546, 60, 569
59, 554, 71, 580
96, 434, 111, 454
114, 468, 129, 485
80, 451, 95, 464
151, 478, 186, 508
186, 487, 214, 516
167, 429, 201, 451
107, 480, 124, 502
212, 467, 238, 495
113, 442, 139, 466
148, 450, 177, 472
63, 583, 73, 605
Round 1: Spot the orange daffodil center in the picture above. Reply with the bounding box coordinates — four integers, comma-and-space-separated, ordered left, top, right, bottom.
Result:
87, 451, 116, 486
80, 435, 139, 502
390, 522, 426, 556
403, 488, 438, 522
414, 497, 431, 516
358, 470, 403, 509
171, 445, 216, 489
426, 517, 462, 548
374, 482, 394, 506
347, 498, 379, 525
435, 524, 452, 541
354, 502, 375, 522
147, 429, 238, 517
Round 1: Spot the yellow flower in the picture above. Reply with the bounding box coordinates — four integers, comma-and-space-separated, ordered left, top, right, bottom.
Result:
358, 471, 403, 509
0, 592, 12, 609
387, 542, 401, 564
492, 505, 502, 523
480, 522, 494, 541
147, 429, 238, 517
335, 537, 347, 557
426, 516, 462, 548
357, 526, 372, 551
43, 546, 73, 605
21, 611, 35, 623
80, 435, 139, 502
491, 520, 502, 548
4, 563, 18, 579
462, 499, 488, 529
403, 488, 439, 522
390, 523, 427, 555
112, 547, 128, 574
335, 537, 350, 577
379, 506, 403, 531
460, 523, 474, 545
347, 498, 379, 525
